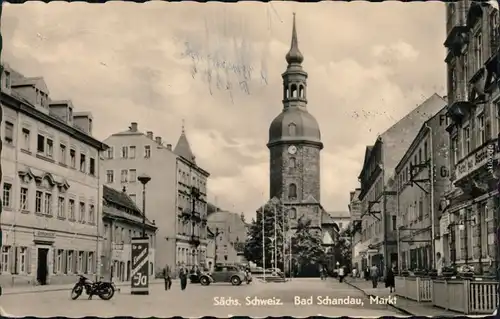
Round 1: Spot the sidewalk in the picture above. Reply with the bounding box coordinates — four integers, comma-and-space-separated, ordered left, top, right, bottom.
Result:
1, 278, 171, 295
344, 278, 462, 317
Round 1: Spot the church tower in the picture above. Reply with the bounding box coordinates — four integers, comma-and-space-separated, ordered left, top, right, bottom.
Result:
267, 14, 323, 229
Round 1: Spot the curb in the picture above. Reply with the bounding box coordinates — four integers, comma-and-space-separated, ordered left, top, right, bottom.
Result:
2, 280, 165, 296
344, 280, 414, 316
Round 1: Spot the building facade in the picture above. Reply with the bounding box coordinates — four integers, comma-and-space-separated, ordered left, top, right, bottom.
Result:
101, 185, 157, 282
207, 210, 247, 265
102, 123, 209, 274
267, 15, 324, 232
327, 211, 350, 232
356, 94, 447, 274
443, 1, 500, 273
395, 106, 451, 271
0, 65, 107, 286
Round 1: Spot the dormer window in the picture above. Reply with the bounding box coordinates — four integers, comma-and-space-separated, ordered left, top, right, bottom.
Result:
36, 89, 42, 105
3, 71, 11, 89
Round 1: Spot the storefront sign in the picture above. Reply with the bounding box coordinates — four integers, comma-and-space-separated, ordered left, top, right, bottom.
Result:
350, 200, 362, 221
131, 237, 149, 294
34, 231, 56, 241
455, 142, 499, 181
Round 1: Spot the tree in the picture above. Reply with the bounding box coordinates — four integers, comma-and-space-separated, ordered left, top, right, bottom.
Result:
244, 198, 288, 269
334, 227, 352, 268
291, 217, 326, 275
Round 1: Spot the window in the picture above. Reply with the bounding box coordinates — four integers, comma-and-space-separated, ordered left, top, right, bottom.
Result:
59, 144, 67, 164
418, 197, 424, 219
463, 126, 471, 155
58, 196, 65, 218
70, 149, 76, 168
2, 183, 12, 209
477, 114, 486, 145
129, 194, 136, 203
19, 247, 27, 273
44, 193, 52, 216
80, 154, 86, 173
67, 250, 74, 273
338, 222, 343, 229
69, 199, 75, 220
129, 169, 137, 182
20, 187, 28, 211
144, 145, 151, 158
452, 136, 459, 165
418, 149, 422, 164
88, 204, 95, 224
121, 169, 128, 183
121, 146, 128, 159
22, 128, 30, 150
129, 146, 136, 159
35, 191, 43, 213
77, 251, 83, 273
288, 123, 296, 136
46, 138, 53, 157
392, 215, 397, 230
464, 53, 469, 82
289, 157, 296, 168
106, 147, 114, 159
423, 142, 428, 161
89, 158, 95, 176
106, 170, 114, 183
1, 246, 9, 273
87, 252, 94, 274
56, 249, 63, 273
475, 33, 483, 70
37, 134, 45, 153
288, 183, 297, 199
3, 70, 11, 89
79, 202, 86, 222
4, 121, 13, 144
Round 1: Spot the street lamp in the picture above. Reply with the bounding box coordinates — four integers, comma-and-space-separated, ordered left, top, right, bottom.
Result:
137, 173, 151, 238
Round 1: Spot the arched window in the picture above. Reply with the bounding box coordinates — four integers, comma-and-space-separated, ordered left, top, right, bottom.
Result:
290, 84, 298, 98
288, 208, 297, 219
288, 183, 297, 199
289, 157, 296, 168
284, 86, 289, 99
299, 85, 304, 98
288, 123, 296, 136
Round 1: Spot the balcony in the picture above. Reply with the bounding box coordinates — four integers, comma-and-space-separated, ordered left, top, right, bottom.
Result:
191, 210, 201, 222
189, 235, 201, 246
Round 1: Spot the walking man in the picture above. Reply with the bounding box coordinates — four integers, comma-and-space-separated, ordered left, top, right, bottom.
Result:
370, 263, 379, 288
163, 264, 172, 290
338, 265, 345, 283
179, 263, 188, 291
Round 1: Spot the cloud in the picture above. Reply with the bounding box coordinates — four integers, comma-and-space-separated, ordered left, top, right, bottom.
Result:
1, 2, 446, 221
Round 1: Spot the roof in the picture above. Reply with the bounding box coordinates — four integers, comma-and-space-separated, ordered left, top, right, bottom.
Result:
268, 108, 322, 147
102, 186, 155, 228
174, 129, 196, 164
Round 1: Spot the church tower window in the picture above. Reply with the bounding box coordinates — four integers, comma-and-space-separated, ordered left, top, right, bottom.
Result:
289, 157, 296, 168
288, 183, 297, 199
299, 85, 305, 98
288, 123, 296, 136
290, 84, 298, 98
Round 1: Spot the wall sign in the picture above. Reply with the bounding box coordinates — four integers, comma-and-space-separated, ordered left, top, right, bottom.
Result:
454, 142, 499, 181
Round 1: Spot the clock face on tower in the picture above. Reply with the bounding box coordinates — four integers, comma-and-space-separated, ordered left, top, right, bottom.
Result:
288, 145, 297, 154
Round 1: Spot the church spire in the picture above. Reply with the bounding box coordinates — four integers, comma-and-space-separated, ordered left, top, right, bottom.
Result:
285, 13, 304, 65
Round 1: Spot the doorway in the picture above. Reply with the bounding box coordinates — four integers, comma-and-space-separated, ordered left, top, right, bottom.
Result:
37, 248, 49, 285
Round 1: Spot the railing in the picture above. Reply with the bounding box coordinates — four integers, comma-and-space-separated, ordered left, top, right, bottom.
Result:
432, 279, 498, 314
395, 276, 432, 302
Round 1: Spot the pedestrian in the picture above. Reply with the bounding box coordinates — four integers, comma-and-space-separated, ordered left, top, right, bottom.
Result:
385, 265, 395, 293
352, 268, 357, 278
163, 264, 172, 290
370, 264, 379, 288
338, 265, 345, 283
179, 263, 188, 291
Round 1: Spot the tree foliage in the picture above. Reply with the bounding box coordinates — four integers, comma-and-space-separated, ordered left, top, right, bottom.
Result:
244, 199, 288, 269
333, 226, 352, 267
291, 217, 326, 268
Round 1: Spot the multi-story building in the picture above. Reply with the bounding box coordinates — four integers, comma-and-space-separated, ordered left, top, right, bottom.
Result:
207, 210, 247, 265
101, 185, 157, 281
349, 189, 364, 270
356, 94, 447, 275
102, 123, 209, 273
0, 65, 108, 286
327, 211, 350, 232
443, 1, 500, 273
395, 106, 451, 271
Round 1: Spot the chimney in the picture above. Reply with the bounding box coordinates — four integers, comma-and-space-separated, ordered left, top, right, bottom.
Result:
155, 136, 162, 145
130, 122, 138, 132
146, 131, 153, 139
166, 144, 172, 151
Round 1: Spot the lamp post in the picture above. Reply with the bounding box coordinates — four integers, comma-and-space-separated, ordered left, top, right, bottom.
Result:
213, 227, 223, 266
137, 174, 151, 238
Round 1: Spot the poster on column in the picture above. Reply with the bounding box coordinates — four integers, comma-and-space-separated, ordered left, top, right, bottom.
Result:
131, 237, 149, 295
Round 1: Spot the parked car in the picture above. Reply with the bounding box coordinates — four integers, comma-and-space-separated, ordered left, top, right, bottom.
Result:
199, 265, 250, 286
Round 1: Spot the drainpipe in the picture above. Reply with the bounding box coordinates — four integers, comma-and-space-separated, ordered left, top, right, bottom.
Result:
425, 123, 436, 270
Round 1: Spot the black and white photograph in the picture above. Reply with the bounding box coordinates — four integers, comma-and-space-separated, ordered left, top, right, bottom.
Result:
0, 0, 499, 317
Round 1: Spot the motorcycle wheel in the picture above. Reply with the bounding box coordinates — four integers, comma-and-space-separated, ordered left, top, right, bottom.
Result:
71, 284, 83, 300
98, 285, 115, 300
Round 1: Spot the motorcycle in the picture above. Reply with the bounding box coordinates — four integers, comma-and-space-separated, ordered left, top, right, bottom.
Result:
70, 275, 115, 300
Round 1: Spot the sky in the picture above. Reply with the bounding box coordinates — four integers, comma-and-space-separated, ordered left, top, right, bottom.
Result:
1, 2, 446, 221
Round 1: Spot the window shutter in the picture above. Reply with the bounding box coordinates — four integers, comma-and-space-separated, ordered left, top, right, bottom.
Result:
73, 251, 77, 273
83, 252, 88, 274
53, 249, 57, 274
9, 246, 16, 274
15, 247, 20, 274
63, 251, 67, 274
26, 247, 31, 274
